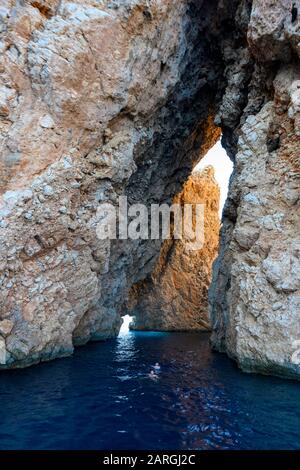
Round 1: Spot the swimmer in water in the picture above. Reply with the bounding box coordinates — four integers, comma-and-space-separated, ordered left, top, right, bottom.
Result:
153, 363, 161, 371
148, 370, 158, 380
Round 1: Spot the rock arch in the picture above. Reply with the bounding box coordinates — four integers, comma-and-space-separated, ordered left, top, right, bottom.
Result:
0, 0, 299, 379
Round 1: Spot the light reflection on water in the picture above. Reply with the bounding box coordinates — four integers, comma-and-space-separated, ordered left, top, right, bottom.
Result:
0, 332, 299, 449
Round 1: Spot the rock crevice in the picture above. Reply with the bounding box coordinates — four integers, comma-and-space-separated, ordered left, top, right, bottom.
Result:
128, 166, 220, 332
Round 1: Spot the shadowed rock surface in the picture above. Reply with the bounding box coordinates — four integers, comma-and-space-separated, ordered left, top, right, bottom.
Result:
128, 166, 220, 332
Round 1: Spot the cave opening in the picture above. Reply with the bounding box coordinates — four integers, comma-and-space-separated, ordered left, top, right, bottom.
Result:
193, 138, 233, 219
126, 135, 233, 333
119, 315, 134, 336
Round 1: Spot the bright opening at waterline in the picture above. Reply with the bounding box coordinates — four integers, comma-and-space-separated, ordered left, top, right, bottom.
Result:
119, 315, 134, 335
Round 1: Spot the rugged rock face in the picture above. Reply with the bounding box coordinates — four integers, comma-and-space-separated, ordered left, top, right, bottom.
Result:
0, 0, 299, 379
128, 166, 220, 332
0, 0, 225, 368
210, 0, 300, 379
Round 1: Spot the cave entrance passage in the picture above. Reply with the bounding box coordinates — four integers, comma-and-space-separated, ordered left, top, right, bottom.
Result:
193, 138, 233, 219
124, 137, 233, 333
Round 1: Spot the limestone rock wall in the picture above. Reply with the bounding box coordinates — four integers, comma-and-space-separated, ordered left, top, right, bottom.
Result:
128, 166, 220, 332
210, 0, 300, 379
0, 0, 225, 368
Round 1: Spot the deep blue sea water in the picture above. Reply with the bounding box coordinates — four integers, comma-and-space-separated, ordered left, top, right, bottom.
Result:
0, 331, 300, 450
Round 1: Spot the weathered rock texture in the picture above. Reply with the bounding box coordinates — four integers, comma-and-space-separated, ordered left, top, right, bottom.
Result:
0, 0, 225, 368
128, 166, 220, 331
0, 0, 299, 379
210, 0, 300, 379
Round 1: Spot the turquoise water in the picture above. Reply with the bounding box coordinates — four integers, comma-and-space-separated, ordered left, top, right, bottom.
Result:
0, 332, 299, 450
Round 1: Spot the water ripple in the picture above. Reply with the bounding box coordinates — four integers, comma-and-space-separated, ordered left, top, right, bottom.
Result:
0, 332, 299, 450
